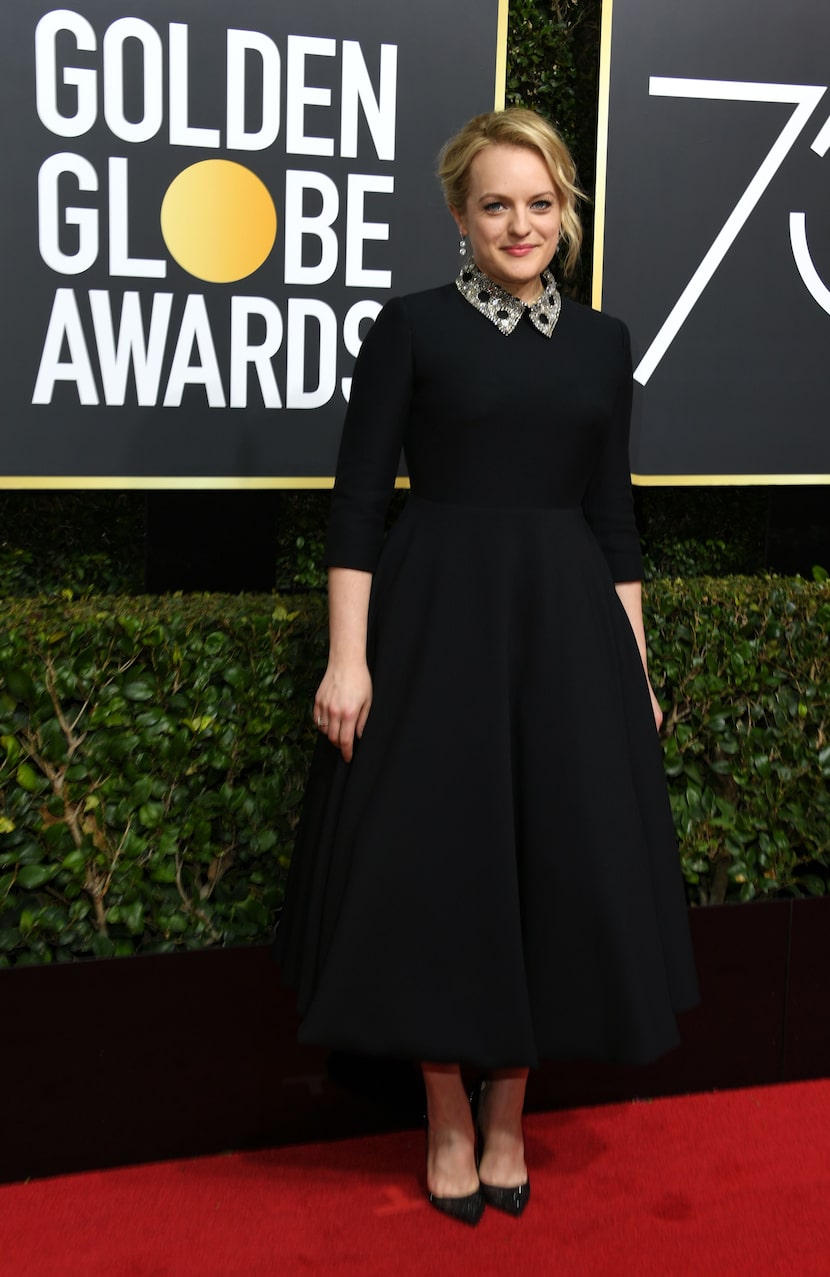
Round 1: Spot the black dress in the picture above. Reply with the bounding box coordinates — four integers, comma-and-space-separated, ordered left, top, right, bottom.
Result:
276, 275, 699, 1070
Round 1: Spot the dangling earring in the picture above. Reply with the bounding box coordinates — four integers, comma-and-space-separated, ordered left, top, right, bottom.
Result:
459, 235, 467, 257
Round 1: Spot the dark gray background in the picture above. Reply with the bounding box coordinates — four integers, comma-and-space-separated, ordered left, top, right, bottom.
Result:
599, 0, 830, 480
0, 0, 501, 481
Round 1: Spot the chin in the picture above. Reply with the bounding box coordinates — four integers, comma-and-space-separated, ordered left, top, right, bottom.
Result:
507, 265, 542, 286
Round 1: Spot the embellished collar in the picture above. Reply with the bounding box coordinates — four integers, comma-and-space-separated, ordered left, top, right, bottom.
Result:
455, 261, 561, 337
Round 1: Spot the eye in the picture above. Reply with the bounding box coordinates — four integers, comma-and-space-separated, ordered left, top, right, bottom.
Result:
531, 199, 554, 211
482, 200, 506, 213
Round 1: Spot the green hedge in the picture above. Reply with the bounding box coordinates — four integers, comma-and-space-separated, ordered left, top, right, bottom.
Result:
649, 577, 830, 904
0, 595, 326, 966
0, 577, 828, 965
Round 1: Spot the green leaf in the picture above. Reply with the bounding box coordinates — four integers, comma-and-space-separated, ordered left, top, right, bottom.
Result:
122, 901, 145, 935
138, 801, 165, 828
17, 863, 57, 890
122, 680, 155, 702
3, 669, 36, 703
91, 933, 116, 958
150, 861, 178, 884
16, 762, 41, 792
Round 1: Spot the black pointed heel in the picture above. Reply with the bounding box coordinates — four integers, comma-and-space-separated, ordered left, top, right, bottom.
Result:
473, 1081, 531, 1218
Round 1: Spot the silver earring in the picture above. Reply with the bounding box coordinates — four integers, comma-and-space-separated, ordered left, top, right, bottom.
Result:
459, 235, 467, 257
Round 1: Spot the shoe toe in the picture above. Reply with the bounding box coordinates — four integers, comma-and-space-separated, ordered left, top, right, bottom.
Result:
428, 1188, 485, 1226
480, 1178, 530, 1217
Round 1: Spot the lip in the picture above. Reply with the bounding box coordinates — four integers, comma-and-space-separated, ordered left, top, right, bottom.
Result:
504, 245, 536, 257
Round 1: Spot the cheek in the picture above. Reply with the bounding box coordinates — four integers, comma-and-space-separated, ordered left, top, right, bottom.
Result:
472, 220, 499, 245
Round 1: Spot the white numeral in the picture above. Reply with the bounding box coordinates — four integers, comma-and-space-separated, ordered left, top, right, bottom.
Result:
634, 78, 828, 386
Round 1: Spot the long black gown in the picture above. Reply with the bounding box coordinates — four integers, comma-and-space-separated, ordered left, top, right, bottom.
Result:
276, 272, 699, 1070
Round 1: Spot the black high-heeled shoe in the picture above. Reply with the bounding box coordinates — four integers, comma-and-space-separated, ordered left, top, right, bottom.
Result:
473, 1082, 531, 1218
425, 1122, 485, 1226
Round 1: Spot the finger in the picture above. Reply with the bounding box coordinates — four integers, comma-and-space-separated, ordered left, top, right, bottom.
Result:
338, 720, 357, 763
356, 700, 372, 739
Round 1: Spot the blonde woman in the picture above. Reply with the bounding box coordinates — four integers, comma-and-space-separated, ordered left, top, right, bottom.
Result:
277, 108, 698, 1225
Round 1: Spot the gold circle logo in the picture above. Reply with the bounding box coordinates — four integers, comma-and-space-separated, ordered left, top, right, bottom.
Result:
160, 159, 277, 284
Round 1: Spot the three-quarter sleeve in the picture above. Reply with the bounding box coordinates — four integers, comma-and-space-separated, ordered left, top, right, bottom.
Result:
324, 297, 413, 573
581, 320, 644, 582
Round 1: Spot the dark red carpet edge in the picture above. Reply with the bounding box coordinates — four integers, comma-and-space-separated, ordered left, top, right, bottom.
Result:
4, 1081, 830, 1277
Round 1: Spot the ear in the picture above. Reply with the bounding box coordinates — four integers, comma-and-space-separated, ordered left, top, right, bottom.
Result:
449, 207, 467, 237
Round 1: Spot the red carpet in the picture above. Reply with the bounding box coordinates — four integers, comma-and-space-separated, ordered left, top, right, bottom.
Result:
4, 1081, 830, 1276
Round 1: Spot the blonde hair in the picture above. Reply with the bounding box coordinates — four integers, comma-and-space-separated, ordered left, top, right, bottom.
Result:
437, 108, 583, 278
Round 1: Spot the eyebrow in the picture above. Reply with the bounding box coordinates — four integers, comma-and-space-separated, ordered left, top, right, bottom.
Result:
477, 190, 557, 203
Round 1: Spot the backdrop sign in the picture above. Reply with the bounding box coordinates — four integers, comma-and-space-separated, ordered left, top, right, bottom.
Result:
0, 1, 505, 485
595, 0, 830, 483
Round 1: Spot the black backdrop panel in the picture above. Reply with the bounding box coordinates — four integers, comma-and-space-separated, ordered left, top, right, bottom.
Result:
0, 1, 503, 483
598, 0, 830, 481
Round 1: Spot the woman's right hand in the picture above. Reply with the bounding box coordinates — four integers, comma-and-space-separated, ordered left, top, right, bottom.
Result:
314, 662, 373, 763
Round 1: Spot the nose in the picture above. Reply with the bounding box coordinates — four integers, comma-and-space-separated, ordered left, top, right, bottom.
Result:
508, 207, 531, 238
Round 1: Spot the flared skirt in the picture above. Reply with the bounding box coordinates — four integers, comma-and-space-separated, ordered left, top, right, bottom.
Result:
276, 496, 699, 1069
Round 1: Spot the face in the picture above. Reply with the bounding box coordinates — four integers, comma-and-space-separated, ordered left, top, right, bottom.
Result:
453, 144, 562, 303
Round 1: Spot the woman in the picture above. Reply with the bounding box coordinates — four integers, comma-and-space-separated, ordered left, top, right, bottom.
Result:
276, 108, 698, 1225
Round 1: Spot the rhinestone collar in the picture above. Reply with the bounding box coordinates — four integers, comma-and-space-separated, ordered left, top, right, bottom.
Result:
455, 261, 561, 337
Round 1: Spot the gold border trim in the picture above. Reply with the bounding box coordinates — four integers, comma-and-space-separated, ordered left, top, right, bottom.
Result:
0, 475, 413, 490
494, 0, 509, 109
592, 0, 615, 310
633, 473, 830, 487
2, 473, 826, 489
